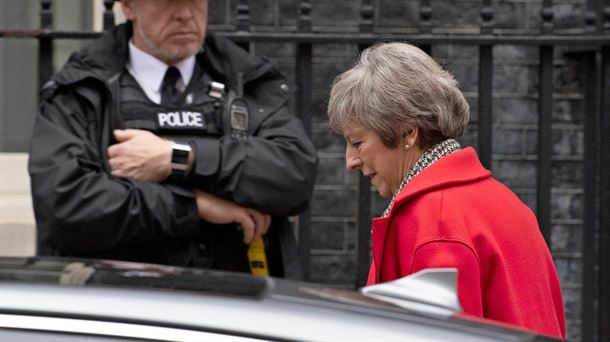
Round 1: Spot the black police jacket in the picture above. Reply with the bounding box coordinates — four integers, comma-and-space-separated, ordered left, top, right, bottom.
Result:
28, 22, 318, 279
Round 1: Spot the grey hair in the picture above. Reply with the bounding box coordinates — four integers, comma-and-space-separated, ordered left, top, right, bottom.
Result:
327, 42, 470, 149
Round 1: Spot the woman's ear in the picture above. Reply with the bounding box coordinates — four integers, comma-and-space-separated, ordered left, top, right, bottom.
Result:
402, 128, 419, 148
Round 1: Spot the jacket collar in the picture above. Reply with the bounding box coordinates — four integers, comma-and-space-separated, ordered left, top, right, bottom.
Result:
387, 147, 491, 217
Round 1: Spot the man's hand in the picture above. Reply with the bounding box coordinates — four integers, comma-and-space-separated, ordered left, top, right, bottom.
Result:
195, 190, 271, 244
108, 129, 174, 183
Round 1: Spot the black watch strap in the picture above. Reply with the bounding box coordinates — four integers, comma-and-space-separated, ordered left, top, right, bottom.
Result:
171, 141, 191, 177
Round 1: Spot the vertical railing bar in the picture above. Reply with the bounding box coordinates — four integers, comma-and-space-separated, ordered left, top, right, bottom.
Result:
38, 0, 53, 100
373, 0, 380, 31
102, 0, 115, 31
478, 47, 493, 169
582, 2, 600, 339
355, 0, 375, 289
537, 48, 553, 244
356, 170, 371, 288
537, 1, 554, 244
236, 0, 251, 52
419, 0, 431, 33
601, 0, 609, 33
359, 0, 374, 34
599, 0, 610, 34
541, 0, 554, 34
225, 0, 232, 26
419, 0, 432, 55
274, 0, 280, 28
582, 50, 600, 342
584, 0, 597, 33
236, 0, 250, 32
598, 4, 610, 336
298, 0, 312, 33
478, 0, 494, 170
296, 0, 313, 281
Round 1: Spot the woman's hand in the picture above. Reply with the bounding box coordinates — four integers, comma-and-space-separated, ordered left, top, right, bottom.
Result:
194, 190, 271, 244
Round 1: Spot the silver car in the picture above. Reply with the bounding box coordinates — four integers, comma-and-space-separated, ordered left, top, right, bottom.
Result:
0, 257, 558, 341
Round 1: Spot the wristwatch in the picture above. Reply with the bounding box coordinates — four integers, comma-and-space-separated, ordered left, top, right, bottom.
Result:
171, 140, 192, 177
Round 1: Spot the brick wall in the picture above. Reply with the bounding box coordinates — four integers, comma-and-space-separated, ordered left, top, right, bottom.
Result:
210, 1, 590, 340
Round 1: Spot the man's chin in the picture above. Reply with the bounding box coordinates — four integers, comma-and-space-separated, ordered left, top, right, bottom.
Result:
160, 45, 201, 63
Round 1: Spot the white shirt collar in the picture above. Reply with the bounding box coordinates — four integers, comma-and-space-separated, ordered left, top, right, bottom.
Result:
126, 41, 196, 103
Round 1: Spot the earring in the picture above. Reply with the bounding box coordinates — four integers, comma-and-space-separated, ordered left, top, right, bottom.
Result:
404, 144, 410, 150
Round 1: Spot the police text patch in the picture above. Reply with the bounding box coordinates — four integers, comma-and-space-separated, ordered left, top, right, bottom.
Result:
157, 111, 206, 130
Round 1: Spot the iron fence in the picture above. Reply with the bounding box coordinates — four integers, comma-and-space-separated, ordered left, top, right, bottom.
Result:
1, 0, 608, 340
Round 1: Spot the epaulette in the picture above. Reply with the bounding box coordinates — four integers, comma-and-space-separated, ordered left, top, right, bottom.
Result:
40, 80, 59, 101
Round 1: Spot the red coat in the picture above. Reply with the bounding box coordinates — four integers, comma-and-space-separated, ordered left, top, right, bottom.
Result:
367, 147, 565, 339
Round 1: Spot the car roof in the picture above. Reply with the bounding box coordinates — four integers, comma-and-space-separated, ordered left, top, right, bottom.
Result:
0, 257, 554, 341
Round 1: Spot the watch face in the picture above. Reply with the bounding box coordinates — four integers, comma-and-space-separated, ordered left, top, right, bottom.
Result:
171, 142, 191, 172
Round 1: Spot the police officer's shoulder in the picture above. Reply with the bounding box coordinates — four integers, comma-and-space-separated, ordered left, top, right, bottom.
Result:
247, 70, 293, 101
40, 78, 105, 113
243, 77, 295, 124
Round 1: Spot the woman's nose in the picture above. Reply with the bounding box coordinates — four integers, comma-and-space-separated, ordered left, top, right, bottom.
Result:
345, 147, 361, 171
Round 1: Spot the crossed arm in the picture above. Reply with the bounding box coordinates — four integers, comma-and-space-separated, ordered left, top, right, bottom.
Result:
107, 129, 270, 244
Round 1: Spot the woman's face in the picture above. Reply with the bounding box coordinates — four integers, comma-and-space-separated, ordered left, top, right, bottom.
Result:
343, 122, 418, 198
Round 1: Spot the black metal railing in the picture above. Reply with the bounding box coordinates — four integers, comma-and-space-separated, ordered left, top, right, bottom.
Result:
1, 1, 608, 340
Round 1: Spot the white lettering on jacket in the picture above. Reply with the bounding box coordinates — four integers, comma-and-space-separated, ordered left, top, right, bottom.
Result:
157, 111, 205, 129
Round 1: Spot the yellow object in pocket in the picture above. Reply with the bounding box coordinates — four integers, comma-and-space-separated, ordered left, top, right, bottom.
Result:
247, 237, 269, 276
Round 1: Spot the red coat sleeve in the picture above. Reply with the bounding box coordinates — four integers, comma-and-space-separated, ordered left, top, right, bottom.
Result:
411, 240, 483, 317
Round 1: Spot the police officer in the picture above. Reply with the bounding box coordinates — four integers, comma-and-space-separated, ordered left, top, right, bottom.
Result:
28, 0, 318, 279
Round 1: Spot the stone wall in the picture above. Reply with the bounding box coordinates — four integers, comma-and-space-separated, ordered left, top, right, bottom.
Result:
209, 1, 592, 340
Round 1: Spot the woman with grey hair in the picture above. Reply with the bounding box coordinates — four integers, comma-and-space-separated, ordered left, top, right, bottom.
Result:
327, 42, 565, 339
